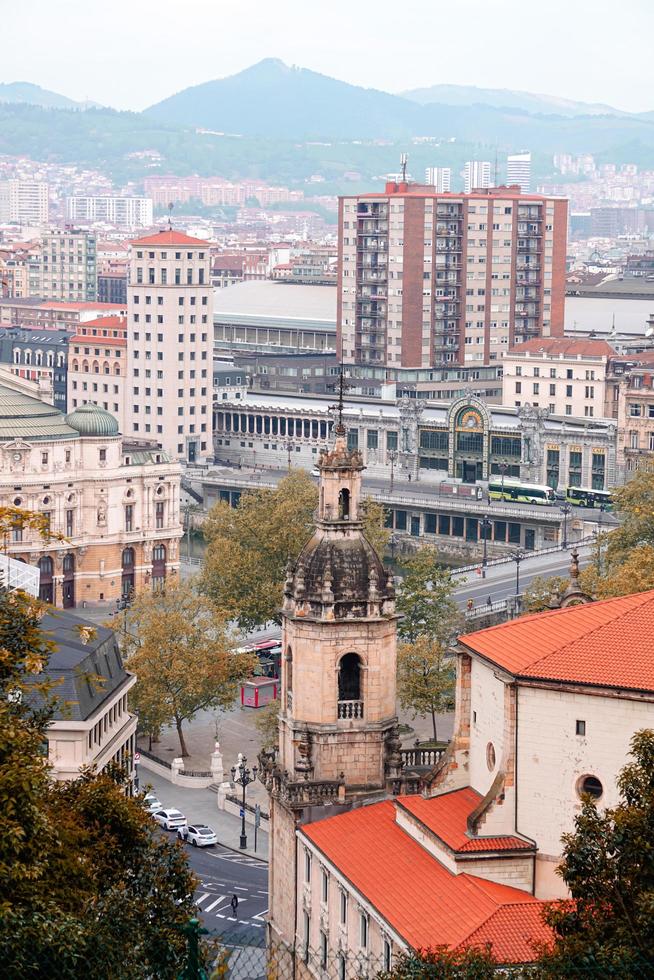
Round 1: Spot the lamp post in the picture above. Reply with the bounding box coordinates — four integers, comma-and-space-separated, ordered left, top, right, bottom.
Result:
596, 501, 607, 574
284, 440, 295, 473
480, 514, 492, 578
388, 450, 398, 491
561, 502, 572, 549
231, 755, 258, 850
499, 462, 508, 501
116, 592, 131, 644
511, 552, 523, 596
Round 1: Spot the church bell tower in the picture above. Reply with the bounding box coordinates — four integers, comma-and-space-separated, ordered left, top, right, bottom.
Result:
261, 409, 401, 948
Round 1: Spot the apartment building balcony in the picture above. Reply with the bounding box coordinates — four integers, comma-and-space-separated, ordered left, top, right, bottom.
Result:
357, 240, 388, 252
357, 270, 387, 284
436, 243, 462, 253
358, 223, 388, 236
357, 204, 388, 218
516, 260, 541, 271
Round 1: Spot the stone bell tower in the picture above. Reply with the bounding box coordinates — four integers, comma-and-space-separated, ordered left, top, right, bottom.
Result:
261, 410, 402, 949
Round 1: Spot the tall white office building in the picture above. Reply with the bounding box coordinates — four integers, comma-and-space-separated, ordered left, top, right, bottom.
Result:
66, 197, 154, 228
127, 229, 213, 465
0, 180, 49, 225
424, 167, 452, 192
507, 152, 532, 193
463, 161, 492, 194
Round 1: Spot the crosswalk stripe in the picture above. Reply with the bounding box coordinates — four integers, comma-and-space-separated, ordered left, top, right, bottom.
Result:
204, 895, 227, 912
253, 909, 268, 921
195, 893, 211, 906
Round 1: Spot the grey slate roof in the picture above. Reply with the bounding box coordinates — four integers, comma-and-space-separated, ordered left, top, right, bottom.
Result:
29, 609, 130, 722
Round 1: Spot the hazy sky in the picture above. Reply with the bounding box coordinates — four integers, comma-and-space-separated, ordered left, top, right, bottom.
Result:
2, 0, 651, 112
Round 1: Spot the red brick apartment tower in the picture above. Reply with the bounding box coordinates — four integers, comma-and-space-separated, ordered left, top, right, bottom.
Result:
337, 183, 568, 371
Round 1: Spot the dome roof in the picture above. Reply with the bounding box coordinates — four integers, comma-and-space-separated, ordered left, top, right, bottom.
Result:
287, 527, 394, 619
65, 402, 119, 437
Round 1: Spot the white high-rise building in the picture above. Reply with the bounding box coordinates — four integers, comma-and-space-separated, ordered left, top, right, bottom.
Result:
127, 229, 213, 465
66, 196, 154, 228
0, 180, 49, 225
463, 161, 492, 194
424, 167, 451, 192
507, 152, 532, 193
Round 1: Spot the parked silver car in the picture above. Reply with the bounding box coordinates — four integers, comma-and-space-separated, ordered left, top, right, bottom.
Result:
152, 808, 188, 831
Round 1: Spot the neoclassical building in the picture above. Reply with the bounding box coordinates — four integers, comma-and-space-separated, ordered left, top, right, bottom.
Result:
214, 391, 618, 491
0, 379, 182, 608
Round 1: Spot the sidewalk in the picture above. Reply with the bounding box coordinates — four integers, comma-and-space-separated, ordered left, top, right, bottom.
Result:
138, 768, 268, 861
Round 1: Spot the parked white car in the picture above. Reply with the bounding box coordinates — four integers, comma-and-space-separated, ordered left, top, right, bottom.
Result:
177, 824, 218, 847
152, 808, 188, 831
142, 793, 163, 814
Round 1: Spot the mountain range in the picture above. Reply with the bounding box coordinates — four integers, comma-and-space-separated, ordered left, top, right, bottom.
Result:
1, 60, 654, 190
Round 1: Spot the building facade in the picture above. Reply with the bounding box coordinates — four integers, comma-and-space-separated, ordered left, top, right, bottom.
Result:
0, 328, 69, 412
501, 337, 614, 419
0, 180, 49, 225
31, 611, 138, 783
424, 167, 451, 192
127, 229, 213, 464
213, 391, 617, 491
337, 182, 568, 371
67, 315, 127, 429
463, 161, 492, 193
506, 152, 532, 193
40, 229, 97, 302
0, 383, 182, 607
66, 196, 154, 228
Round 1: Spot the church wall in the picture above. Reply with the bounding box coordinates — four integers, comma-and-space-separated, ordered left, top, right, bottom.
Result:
516, 684, 654, 898
269, 799, 300, 949
469, 657, 506, 796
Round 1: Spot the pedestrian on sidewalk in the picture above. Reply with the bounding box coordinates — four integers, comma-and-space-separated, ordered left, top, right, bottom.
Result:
230, 894, 239, 918
487, 595, 492, 607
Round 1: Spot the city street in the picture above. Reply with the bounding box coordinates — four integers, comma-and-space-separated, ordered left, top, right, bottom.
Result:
182, 840, 268, 942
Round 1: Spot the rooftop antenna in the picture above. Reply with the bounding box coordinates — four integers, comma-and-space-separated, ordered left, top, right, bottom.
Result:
400, 153, 408, 183
167, 202, 174, 230
329, 367, 349, 436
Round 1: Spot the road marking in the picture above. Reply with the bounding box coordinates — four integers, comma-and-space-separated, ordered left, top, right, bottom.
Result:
195, 893, 211, 906
204, 895, 227, 912
234, 886, 248, 892
253, 909, 268, 921
256, 890, 268, 896
216, 913, 226, 919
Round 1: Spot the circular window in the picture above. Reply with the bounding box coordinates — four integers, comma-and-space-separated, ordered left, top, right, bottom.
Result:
486, 742, 496, 771
126, 488, 134, 498
43, 496, 50, 505
13, 497, 21, 507
156, 485, 164, 496
577, 775, 603, 800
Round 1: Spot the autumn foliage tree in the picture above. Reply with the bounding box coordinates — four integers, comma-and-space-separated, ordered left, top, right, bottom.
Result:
0, 585, 202, 978
201, 469, 390, 630
396, 547, 461, 645
397, 637, 455, 744
124, 579, 256, 756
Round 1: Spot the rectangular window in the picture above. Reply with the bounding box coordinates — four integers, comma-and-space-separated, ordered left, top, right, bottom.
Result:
359, 912, 368, 949
320, 931, 327, 970
384, 939, 392, 971
125, 504, 133, 532
155, 501, 164, 529
367, 429, 378, 450
386, 430, 398, 451
321, 868, 328, 904
340, 890, 347, 925
303, 911, 310, 963
65, 509, 74, 537
576, 720, 586, 736
347, 429, 359, 451
395, 510, 407, 531
304, 849, 312, 883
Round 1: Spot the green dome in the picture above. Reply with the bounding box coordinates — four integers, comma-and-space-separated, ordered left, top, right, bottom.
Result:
65, 402, 119, 437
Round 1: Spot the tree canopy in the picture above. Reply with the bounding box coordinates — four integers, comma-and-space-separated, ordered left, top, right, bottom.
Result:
397, 637, 455, 744
201, 470, 389, 630
123, 579, 255, 756
396, 548, 461, 645
0, 585, 202, 979
537, 729, 654, 977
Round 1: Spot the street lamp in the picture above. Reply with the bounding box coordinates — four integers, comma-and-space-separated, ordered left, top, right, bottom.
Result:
561, 502, 572, 549
388, 450, 398, 491
284, 440, 295, 473
596, 501, 607, 574
115, 593, 131, 644
231, 755, 258, 850
480, 514, 492, 578
511, 552, 523, 596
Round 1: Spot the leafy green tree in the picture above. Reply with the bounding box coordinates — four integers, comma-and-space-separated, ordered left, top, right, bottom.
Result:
360, 496, 391, 561
397, 638, 455, 743
536, 730, 654, 977
521, 574, 570, 613
124, 580, 256, 756
202, 470, 389, 630
0, 585, 203, 979
375, 944, 497, 978
396, 548, 461, 645
254, 697, 280, 751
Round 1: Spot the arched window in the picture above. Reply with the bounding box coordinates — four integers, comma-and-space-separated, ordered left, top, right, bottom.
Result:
38, 555, 54, 605
57, 353, 65, 367
338, 653, 361, 703
82, 360, 89, 373
114, 363, 120, 376
285, 646, 293, 692
122, 547, 135, 568
13, 349, 20, 364
35, 350, 43, 366
72, 359, 79, 372
63, 554, 75, 574
338, 488, 350, 520
24, 350, 31, 365
92, 360, 100, 374
121, 547, 135, 598
103, 361, 110, 375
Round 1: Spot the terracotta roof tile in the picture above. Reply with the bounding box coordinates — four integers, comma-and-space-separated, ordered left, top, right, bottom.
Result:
461, 590, 654, 691
460, 904, 552, 962
302, 800, 549, 963
130, 230, 208, 247
398, 789, 534, 853
508, 337, 615, 357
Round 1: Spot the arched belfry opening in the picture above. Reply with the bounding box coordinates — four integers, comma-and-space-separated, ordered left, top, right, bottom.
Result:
337, 652, 363, 719
338, 487, 350, 520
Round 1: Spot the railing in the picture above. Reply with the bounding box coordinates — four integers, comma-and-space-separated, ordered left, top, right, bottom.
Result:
450, 533, 598, 578
400, 747, 445, 769
136, 746, 172, 769
225, 794, 269, 821
338, 700, 364, 719
465, 599, 508, 619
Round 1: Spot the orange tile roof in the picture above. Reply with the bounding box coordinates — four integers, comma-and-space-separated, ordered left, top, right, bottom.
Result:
74, 315, 126, 330
508, 337, 615, 357
397, 788, 534, 853
301, 801, 550, 963
130, 229, 208, 247
46, 301, 126, 311
461, 590, 654, 692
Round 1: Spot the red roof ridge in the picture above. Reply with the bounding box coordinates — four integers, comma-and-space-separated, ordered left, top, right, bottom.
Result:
130, 229, 208, 247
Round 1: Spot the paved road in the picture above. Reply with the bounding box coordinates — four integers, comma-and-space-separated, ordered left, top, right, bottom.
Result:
182, 838, 268, 942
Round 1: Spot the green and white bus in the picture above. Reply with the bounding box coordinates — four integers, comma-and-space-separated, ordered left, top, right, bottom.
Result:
488, 479, 556, 505
565, 486, 613, 510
